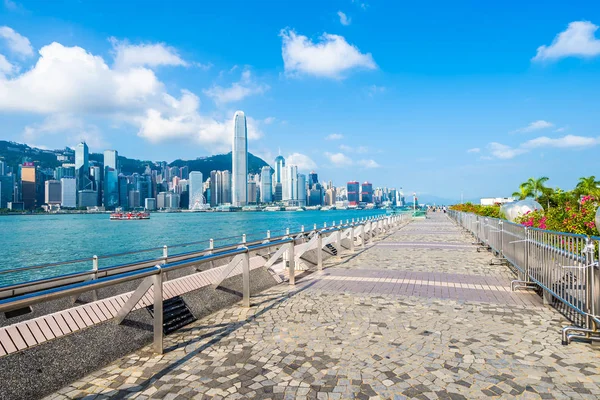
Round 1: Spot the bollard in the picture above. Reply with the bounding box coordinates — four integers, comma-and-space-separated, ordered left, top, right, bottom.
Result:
153, 269, 163, 354
242, 250, 250, 307
92, 255, 99, 301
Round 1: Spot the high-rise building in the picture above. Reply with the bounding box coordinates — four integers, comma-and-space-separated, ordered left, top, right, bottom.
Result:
21, 162, 37, 209
282, 165, 298, 203
347, 181, 360, 205
75, 143, 93, 206
260, 166, 272, 203
0, 174, 14, 208
60, 177, 76, 208
145, 197, 156, 211
166, 192, 180, 209
0, 160, 6, 176
157, 192, 168, 209
188, 171, 204, 209
308, 171, 318, 189
55, 166, 75, 180
103, 150, 118, 171
180, 166, 189, 180
274, 155, 285, 184
247, 181, 257, 204
128, 190, 141, 208
210, 170, 232, 206
103, 167, 119, 209
360, 182, 373, 203
118, 175, 129, 208
75, 142, 89, 171
297, 174, 307, 206
170, 166, 180, 180
232, 111, 248, 207
78, 190, 97, 208
44, 180, 61, 205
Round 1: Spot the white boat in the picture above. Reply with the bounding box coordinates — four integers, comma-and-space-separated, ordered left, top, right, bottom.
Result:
264, 206, 282, 212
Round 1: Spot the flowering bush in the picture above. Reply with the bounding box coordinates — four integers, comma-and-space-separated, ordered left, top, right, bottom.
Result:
514, 196, 598, 235
450, 203, 501, 218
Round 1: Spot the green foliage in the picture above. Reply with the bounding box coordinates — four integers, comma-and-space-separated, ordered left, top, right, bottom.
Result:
450, 202, 501, 218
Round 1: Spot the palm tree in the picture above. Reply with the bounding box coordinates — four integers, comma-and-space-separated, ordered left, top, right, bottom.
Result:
521, 177, 549, 201
512, 184, 532, 200
575, 176, 600, 197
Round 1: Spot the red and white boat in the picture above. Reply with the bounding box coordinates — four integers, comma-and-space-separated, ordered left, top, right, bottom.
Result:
110, 211, 150, 220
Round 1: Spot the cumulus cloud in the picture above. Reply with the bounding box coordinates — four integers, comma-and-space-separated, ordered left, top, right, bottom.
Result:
23, 114, 106, 150
357, 159, 380, 168
339, 144, 368, 153
467, 148, 480, 153
0, 38, 259, 153
0, 54, 15, 77
110, 37, 188, 69
287, 152, 317, 171
280, 28, 376, 78
263, 116, 276, 125
337, 11, 351, 26
325, 133, 343, 140
325, 152, 353, 166
203, 69, 269, 105
533, 21, 600, 61
510, 120, 553, 134
487, 134, 600, 159
0, 26, 33, 57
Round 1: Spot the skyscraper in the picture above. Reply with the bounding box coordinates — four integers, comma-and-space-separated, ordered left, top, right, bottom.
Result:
44, 180, 62, 205
360, 182, 373, 203
21, 162, 37, 209
103, 150, 118, 171
347, 181, 360, 205
260, 166, 272, 203
60, 177, 76, 208
232, 111, 248, 207
274, 155, 285, 184
75, 142, 93, 206
297, 174, 307, 206
103, 167, 119, 209
282, 165, 298, 203
188, 171, 204, 209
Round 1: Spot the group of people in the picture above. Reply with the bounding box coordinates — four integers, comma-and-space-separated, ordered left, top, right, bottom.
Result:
428, 205, 447, 213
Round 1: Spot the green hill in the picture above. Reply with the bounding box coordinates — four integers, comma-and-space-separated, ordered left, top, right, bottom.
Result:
0, 140, 271, 176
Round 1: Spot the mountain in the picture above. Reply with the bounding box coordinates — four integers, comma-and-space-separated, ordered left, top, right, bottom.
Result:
0, 140, 271, 176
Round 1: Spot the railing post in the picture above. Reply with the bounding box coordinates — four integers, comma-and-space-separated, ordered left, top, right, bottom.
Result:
162, 246, 169, 281
350, 225, 355, 253
242, 249, 250, 308
153, 268, 163, 355
301, 225, 305, 233
266, 230, 271, 241
242, 234, 246, 244
92, 255, 99, 301
361, 224, 366, 247
286, 227, 290, 237
336, 227, 342, 256
313, 223, 317, 231
317, 232, 323, 271
288, 242, 295, 285
324, 222, 327, 228
209, 239, 214, 250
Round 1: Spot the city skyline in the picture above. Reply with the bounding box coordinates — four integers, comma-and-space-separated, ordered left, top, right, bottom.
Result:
2, 2, 599, 199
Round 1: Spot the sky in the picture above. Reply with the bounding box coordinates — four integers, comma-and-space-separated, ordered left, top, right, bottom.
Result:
1, 0, 600, 202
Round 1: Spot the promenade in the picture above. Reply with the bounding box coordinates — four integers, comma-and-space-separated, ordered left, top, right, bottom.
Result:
47, 214, 600, 400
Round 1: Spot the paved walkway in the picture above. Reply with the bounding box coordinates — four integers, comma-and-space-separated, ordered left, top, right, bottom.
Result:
47, 214, 600, 400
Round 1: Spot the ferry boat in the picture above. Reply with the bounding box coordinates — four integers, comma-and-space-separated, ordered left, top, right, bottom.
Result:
110, 211, 150, 220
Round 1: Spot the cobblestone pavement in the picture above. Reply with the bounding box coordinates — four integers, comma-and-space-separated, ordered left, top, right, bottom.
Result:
47, 214, 600, 400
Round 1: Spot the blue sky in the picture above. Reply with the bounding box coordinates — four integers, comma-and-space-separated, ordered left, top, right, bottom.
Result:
1, 0, 600, 202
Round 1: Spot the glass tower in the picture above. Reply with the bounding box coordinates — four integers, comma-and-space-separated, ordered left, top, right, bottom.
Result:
232, 111, 248, 207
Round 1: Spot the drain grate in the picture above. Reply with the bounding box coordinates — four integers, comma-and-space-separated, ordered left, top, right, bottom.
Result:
148, 296, 196, 335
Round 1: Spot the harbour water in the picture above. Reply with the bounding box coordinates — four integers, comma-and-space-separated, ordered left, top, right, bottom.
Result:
0, 209, 386, 285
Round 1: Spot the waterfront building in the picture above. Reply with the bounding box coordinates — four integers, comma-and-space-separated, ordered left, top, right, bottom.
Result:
188, 171, 204, 210
145, 197, 156, 211
60, 177, 76, 208
360, 182, 373, 204
21, 162, 37, 209
297, 174, 307, 206
273, 183, 282, 202
54, 166, 75, 180
118, 175, 128, 208
260, 166, 272, 203
103, 150, 118, 171
44, 180, 61, 205
308, 171, 318, 189
325, 188, 336, 206
282, 165, 298, 203
347, 181, 359, 206
274, 155, 285, 184
232, 111, 248, 207
247, 181, 257, 204
103, 167, 119, 209
166, 192, 180, 209
0, 174, 14, 208
128, 190, 141, 208
75, 143, 94, 206
308, 186, 323, 206
78, 189, 97, 208
157, 191, 168, 209
180, 166, 189, 180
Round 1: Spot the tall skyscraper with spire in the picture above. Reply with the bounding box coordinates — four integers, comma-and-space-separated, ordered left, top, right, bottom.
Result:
232, 111, 248, 207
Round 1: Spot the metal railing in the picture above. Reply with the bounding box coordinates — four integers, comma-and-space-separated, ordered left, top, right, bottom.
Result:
448, 210, 600, 345
0, 214, 408, 354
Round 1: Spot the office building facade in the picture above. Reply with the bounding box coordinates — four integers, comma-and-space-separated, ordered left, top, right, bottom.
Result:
232, 111, 248, 206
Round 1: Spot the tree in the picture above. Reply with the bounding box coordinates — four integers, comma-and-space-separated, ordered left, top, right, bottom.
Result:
575, 176, 600, 197
512, 184, 532, 200
521, 177, 549, 201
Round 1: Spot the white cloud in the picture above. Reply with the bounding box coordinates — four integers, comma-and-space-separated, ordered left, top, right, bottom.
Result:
0, 54, 15, 77
263, 117, 276, 125
325, 133, 343, 140
287, 152, 317, 171
337, 11, 351, 26
0, 26, 33, 57
510, 120, 553, 134
0, 39, 260, 153
488, 142, 527, 160
487, 134, 600, 159
4, 0, 19, 11
325, 152, 353, 166
368, 85, 385, 96
467, 148, 480, 153
23, 114, 106, 150
203, 69, 269, 105
357, 159, 380, 168
554, 126, 567, 132
523, 134, 600, 148
339, 144, 368, 153
533, 21, 600, 61
352, 0, 368, 10
110, 37, 188, 69
280, 28, 376, 78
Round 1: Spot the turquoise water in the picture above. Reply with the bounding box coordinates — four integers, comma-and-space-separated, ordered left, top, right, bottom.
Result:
0, 210, 385, 285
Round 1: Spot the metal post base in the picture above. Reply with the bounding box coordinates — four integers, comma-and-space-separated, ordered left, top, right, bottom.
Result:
489, 257, 507, 266
476, 246, 490, 253
562, 326, 600, 346
510, 280, 537, 291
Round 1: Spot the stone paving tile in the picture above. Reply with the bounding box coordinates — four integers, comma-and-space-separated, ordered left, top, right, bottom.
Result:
48, 214, 600, 400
